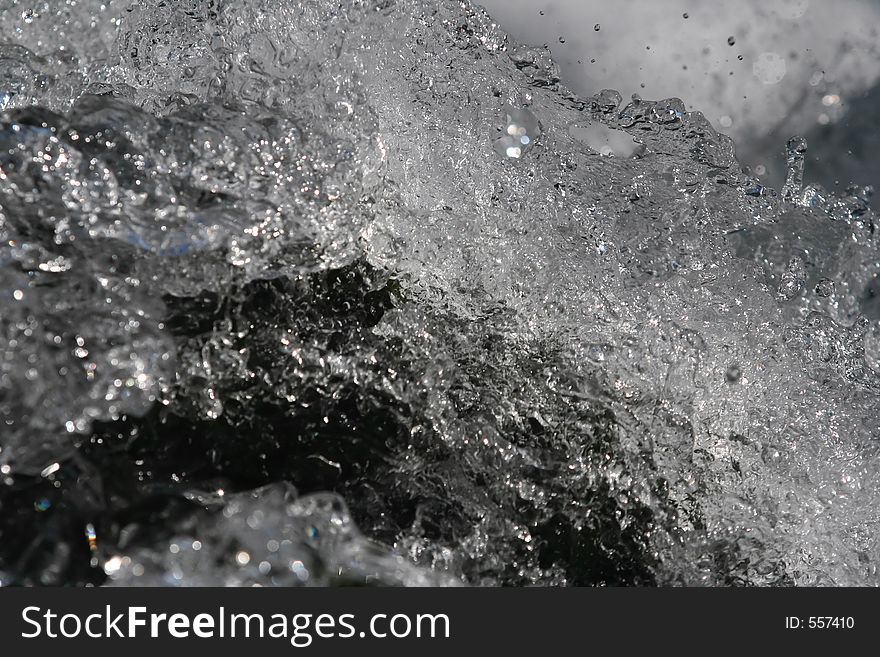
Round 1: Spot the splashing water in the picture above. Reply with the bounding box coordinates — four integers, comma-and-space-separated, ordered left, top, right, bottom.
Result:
0, 0, 878, 587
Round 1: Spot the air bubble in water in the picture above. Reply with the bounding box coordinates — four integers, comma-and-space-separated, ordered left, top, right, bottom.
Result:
725, 364, 743, 383
493, 105, 541, 159
815, 278, 835, 298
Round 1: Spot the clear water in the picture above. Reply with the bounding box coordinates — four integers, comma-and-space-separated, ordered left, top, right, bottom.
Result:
0, 0, 878, 586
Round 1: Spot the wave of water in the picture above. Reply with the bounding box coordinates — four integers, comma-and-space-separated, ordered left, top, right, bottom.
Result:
0, 0, 878, 586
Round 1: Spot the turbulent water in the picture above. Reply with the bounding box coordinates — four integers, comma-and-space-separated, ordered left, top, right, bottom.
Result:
0, 0, 878, 587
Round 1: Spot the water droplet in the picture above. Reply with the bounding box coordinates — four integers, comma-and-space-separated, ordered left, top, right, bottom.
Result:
745, 183, 766, 197
815, 278, 835, 298
682, 12, 689, 19
776, 257, 806, 301
493, 105, 541, 159
202, 389, 224, 419
777, 279, 800, 301
782, 136, 807, 205
725, 364, 742, 383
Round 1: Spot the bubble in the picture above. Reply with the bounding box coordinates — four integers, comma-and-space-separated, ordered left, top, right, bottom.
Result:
493, 105, 542, 159
753, 52, 786, 84
725, 364, 743, 383
815, 278, 835, 297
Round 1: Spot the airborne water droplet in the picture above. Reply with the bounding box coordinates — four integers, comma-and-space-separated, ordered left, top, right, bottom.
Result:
781, 135, 808, 205
594, 89, 621, 112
